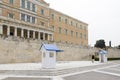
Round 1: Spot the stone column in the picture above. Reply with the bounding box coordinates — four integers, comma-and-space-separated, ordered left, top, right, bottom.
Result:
38, 32, 40, 40
33, 31, 35, 39
27, 30, 30, 38
43, 33, 45, 40
48, 34, 50, 41
7, 26, 10, 36
0, 25, 3, 34
14, 27, 17, 37
51, 34, 54, 41
21, 29, 24, 38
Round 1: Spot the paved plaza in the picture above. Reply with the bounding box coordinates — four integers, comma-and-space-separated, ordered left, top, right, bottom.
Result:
0, 61, 120, 80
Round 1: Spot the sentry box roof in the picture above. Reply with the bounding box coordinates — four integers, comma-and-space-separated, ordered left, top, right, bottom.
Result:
40, 44, 63, 52
98, 50, 107, 54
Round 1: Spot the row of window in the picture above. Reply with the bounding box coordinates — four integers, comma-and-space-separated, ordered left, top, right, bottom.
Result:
0, 8, 1, 15
8, 13, 14, 18
9, 0, 14, 4
56, 27, 87, 39
21, 0, 45, 15
21, 13, 46, 26
9, 0, 45, 16
51, 14, 87, 30
21, 0, 36, 12
21, 13, 36, 23
7, 12, 45, 26
8, 0, 36, 12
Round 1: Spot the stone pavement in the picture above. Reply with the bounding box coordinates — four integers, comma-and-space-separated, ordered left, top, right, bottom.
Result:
63, 71, 120, 80
2, 77, 51, 80
0, 61, 120, 80
62, 61, 120, 80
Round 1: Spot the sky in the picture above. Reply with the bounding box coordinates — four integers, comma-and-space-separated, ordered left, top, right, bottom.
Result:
45, 0, 120, 47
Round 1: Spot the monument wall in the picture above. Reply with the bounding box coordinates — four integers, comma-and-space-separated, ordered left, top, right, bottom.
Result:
0, 35, 120, 64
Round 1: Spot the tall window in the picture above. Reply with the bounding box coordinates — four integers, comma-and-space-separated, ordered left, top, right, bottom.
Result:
21, 13, 25, 21
84, 26, 86, 30
71, 30, 73, 36
80, 33, 82, 38
80, 25, 82, 29
71, 21, 73, 26
27, 15, 31, 22
32, 17, 35, 24
84, 34, 87, 39
41, 9, 44, 15
65, 19, 68, 24
32, 3, 35, 12
52, 25, 54, 31
76, 23, 78, 28
76, 32, 78, 38
0, 8, 2, 15
59, 17, 61, 22
40, 22, 45, 26
8, 13, 14, 18
58, 27, 62, 34
65, 29, 68, 35
21, 0, 25, 8
27, 1, 31, 10
51, 14, 54, 19
9, 0, 14, 4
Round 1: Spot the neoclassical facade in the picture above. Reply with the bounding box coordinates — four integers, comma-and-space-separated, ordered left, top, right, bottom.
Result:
0, 0, 88, 46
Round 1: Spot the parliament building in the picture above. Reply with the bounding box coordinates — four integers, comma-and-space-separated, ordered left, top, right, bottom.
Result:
0, 0, 88, 46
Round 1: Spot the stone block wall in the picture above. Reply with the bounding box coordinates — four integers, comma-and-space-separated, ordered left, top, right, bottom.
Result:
0, 35, 120, 64
0, 35, 41, 63
107, 48, 120, 58
56, 43, 94, 61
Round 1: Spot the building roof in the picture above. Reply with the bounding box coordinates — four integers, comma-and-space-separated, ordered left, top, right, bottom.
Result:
40, 44, 63, 52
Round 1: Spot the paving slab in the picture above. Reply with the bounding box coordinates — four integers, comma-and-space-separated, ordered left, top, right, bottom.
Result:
100, 68, 120, 74
0, 62, 118, 76
0, 61, 102, 70
2, 77, 51, 80
111, 65, 120, 69
63, 71, 120, 80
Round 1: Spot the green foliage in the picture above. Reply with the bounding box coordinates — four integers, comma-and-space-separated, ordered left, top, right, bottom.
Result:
95, 57, 120, 61
118, 45, 120, 49
94, 39, 106, 49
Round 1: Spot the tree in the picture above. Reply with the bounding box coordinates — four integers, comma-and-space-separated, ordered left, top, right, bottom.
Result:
118, 45, 120, 49
94, 39, 106, 49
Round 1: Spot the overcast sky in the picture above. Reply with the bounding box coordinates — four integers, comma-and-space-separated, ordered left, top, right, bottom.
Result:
45, 0, 120, 47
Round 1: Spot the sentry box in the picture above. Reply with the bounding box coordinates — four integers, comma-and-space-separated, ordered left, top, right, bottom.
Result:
40, 44, 63, 69
98, 49, 108, 63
